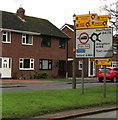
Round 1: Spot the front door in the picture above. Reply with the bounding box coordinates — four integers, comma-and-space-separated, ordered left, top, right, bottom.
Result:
58, 60, 66, 78
0, 57, 12, 78
88, 60, 95, 77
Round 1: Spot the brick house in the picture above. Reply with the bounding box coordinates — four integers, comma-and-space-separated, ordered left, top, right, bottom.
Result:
61, 23, 118, 77
0, 8, 69, 79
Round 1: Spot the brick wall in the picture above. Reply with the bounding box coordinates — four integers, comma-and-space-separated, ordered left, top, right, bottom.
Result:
2, 32, 67, 79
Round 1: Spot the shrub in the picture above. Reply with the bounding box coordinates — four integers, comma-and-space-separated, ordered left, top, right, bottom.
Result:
35, 72, 48, 79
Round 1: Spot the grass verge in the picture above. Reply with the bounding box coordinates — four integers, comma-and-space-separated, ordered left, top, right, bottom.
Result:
2, 84, 117, 119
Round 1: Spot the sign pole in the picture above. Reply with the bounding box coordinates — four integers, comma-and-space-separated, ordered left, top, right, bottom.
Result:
72, 14, 76, 89
103, 65, 106, 98
82, 59, 84, 95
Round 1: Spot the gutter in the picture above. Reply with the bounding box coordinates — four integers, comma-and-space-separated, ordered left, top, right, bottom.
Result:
0, 28, 41, 35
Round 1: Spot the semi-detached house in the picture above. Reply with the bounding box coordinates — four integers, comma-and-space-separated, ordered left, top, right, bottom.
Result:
0, 8, 69, 79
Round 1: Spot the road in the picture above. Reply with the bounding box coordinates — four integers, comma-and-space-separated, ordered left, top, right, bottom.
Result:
2, 80, 116, 92
67, 110, 117, 119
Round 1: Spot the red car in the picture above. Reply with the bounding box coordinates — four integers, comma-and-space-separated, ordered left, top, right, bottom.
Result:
98, 67, 118, 82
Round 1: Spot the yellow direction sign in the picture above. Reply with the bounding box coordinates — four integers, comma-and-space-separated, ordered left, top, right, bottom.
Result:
76, 20, 108, 29
76, 21, 91, 29
76, 13, 98, 21
91, 20, 108, 28
95, 58, 112, 65
98, 15, 111, 21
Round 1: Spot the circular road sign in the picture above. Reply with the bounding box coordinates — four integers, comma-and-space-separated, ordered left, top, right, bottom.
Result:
78, 32, 89, 44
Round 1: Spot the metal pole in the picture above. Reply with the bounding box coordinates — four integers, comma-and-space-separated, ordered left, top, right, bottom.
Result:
82, 59, 84, 95
72, 14, 76, 89
103, 65, 106, 98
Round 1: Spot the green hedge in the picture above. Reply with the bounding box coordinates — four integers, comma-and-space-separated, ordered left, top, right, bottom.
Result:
34, 72, 48, 79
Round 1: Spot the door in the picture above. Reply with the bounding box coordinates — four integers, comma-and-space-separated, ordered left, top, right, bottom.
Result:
0, 57, 12, 78
88, 60, 95, 77
58, 60, 66, 78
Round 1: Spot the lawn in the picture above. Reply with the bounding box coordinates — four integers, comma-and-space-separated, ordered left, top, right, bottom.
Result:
2, 84, 117, 119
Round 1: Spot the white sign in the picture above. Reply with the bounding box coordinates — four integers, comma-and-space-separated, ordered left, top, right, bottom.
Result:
76, 28, 113, 58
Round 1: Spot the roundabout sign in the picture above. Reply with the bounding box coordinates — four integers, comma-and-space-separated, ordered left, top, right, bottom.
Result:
76, 28, 113, 58
78, 32, 89, 44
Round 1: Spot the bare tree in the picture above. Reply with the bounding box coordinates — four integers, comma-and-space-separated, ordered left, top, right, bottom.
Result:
99, 0, 118, 32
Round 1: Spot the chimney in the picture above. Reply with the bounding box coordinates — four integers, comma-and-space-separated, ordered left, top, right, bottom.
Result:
17, 7, 25, 20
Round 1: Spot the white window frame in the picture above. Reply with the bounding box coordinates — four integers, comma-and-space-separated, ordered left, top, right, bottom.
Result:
39, 59, 52, 70
22, 34, 33, 45
79, 61, 83, 70
19, 58, 34, 70
2, 31, 11, 43
113, 47, 117, 54
112, 61, 118, 67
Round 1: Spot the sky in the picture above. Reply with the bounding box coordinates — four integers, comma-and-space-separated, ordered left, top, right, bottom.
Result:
0, 0, 117, 28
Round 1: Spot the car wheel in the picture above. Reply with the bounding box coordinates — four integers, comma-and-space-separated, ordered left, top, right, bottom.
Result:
113, 77, 117, 82
98, 78, 102, 82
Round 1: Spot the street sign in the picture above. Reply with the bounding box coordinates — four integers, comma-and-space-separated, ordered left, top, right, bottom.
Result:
76, 21, 91, 29
95, 58, 112, 65
76, 28, 113, 58
76, 13, 98, 21
91, 20, 108, 28
98, 15, 111, 21
76, 21, 108, 29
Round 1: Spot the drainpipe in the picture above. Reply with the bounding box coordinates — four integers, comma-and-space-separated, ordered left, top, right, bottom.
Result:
66, 39, 68, 78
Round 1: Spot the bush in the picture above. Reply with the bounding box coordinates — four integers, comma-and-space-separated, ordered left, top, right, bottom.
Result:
35, 72, 48, 79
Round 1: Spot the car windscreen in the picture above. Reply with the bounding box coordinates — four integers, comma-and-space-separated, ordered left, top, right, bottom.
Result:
100, 68, 111, 71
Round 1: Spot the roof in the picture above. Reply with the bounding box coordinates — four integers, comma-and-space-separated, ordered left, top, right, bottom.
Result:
0, 11, 69, 39
61, 23, 74, 32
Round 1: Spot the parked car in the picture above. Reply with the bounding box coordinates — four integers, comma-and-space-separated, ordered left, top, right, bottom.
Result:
98, 67, 118, 82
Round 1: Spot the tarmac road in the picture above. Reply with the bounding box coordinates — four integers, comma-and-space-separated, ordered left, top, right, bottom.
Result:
67, 110, 117, 119
2, 80, 116, 92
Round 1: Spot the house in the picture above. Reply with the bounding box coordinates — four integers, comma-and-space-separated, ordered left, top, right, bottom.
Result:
61, 23, 118, 77
0, 8, 69, 79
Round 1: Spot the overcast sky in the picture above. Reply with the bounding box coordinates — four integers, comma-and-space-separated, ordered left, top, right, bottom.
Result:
0, 0, 116, 28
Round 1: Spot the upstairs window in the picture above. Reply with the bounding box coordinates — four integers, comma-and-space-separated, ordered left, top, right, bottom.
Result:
22, 34, 33, 45
41, 36, 51, 47
2, 31, 11, 43
59, 40, 65, 49
113, 47, 117, 54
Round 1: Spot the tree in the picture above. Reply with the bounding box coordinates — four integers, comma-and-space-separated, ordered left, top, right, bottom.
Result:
99, 0, 118, 32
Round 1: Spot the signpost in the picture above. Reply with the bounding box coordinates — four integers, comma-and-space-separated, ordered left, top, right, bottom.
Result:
76, 21, 91, 29
73, 13, 112, 97
76, 28, 113, 58
95, 58, 112, 98
95, 58, 112, 65
76, 13, 98, 21
91, 20, 108, 28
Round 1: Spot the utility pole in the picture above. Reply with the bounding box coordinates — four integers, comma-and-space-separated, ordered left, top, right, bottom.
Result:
72, 14, 76, 89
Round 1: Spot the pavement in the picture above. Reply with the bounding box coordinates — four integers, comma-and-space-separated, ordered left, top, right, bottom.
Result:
33, 105, 117, 120
1, 78, 117, 120
0, 79, 56, 88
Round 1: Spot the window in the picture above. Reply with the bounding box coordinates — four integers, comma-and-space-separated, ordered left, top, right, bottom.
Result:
19, 58, 34, 70
113, 47, 117, 54
112, 61, 118, 67
41, 36, 51, 47
114, 68, 118, 72
59, 40, 65, 49
2, 31, 11, 43
79, 61, 83, 70
0, 58, 2, 68
22, 34, 33, 45
39, 59, 52, 70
